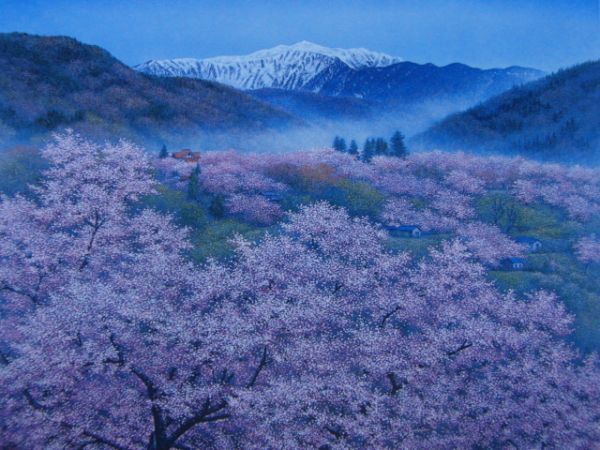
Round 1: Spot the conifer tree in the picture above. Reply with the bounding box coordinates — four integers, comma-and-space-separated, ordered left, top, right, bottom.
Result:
332, 136, 347, 152
187, 164, 201, 201
209, 195, 226, 218
348, 139, 359, 158
159, 144, 169, 159
332, 136, 341, 151
362, 138, 375, 162
390, 131, 408, 158
375, 138, 388, 156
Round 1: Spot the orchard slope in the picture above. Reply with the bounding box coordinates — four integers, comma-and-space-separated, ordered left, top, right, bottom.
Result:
157, 142, 600, 349
0, 132, 599, 449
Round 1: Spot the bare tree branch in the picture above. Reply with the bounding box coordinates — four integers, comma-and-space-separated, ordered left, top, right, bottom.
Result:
132, 368, 168, 448
386, 372, 404, 395
165, 398, 229, 448
1, 284, 40, 304
381, 306, 402, 328
23, 388, 48, 411
247, 346, 268, 388
447, 341, 473, 357
103, 333, 125, 366
79, 210, 106, 271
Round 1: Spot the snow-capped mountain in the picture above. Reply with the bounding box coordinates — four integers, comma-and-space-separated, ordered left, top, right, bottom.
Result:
135, 41, 402, 91
135, 41, 544, 124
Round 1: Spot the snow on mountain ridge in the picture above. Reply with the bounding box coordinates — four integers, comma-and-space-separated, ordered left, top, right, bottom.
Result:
135, 41, 402, 90
202, 41, 401, 69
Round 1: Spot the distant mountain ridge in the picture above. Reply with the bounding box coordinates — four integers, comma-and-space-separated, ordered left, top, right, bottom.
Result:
0, 32, 297, 146
135, 41, 402, 91
0, 33, 560, 155
135, 42, 544, 120
414, 60, 600, 163
308, 61, 544, 105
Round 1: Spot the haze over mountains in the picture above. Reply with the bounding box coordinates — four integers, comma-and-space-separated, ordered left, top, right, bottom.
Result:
415, 60, 600, 163
1, 32, 596, 162
0, 33, 297, 147
136, 42, 544, 123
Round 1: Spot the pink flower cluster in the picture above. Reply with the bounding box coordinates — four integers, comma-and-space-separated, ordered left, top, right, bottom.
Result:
1, 134, 598, 449
456, 222, 525, 267
226, 194, 284, 225
574, 235, 600, 265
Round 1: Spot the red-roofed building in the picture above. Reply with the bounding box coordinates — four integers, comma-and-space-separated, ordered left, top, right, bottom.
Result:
172, 149, 201, 163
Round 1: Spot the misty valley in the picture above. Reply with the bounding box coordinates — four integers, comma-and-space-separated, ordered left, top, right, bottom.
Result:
0, 18, 599, 450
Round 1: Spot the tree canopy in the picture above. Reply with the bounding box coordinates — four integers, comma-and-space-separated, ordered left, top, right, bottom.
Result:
0, 133, 598, 448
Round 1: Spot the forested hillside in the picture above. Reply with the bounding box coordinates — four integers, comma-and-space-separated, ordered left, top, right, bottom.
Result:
0, 33, 296, 146
416, 60, 600, 163
310, 61, 543, 106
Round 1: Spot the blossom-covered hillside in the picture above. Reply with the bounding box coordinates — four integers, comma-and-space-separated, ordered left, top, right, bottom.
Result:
1, 133, 599, 448
153, 145, 600, 349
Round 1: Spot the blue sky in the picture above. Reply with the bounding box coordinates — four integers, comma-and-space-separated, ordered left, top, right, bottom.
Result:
0, 0, 598, 70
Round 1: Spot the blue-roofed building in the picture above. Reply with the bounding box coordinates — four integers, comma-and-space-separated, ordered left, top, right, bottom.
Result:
502, 257, 526, 271
385, 224, 422, 238
515, 236, 542, 253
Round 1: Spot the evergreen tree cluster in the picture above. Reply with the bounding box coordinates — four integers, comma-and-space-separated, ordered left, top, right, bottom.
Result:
187, 163, 202, 201
159, 144, 169, 159
332, 131, 408, 162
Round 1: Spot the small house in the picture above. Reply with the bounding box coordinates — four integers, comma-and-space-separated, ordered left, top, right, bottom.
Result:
172, 149, 201, 163
386, 224, 422, 238
515, 237, 542, 253
172, 149, 192, 159
502, 257, 526, 271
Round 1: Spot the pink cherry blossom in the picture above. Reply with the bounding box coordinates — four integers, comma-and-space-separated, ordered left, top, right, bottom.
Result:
226, 194, 284, 225
1, 134, 598, 449
456, 221, 525, 266
575, 235, 600, 265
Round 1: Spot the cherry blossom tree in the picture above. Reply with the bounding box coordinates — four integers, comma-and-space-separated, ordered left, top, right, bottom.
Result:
574, 235, 600, 266
154, 154, 191, 184
444, 169, 485, 195
219, 212, 599, 449
1, 135, 599, 449
456, 221, 525, 267
0, 130, 158, 310
226, 194, 284, 225
431, 189, 476, 220
153, 145, 600, 230
512, 179, 538, 204
198, 151, 285, 196
511, 168, 600, 222
381, 197, 459, 232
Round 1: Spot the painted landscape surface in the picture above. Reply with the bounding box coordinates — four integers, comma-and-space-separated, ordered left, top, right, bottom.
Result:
0, 2, 599, 449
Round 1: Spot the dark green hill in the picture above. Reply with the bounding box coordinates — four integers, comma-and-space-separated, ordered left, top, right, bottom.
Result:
414, 61, 600, 163
0, 33, 297, 145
